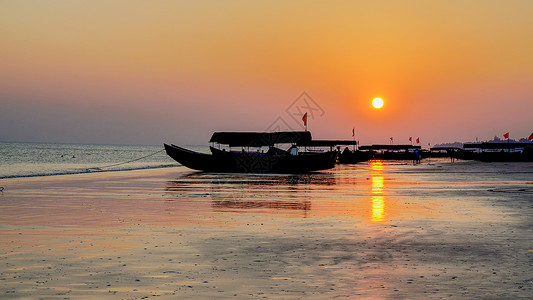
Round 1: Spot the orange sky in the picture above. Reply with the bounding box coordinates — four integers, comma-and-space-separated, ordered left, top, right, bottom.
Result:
1, 1, 532, 145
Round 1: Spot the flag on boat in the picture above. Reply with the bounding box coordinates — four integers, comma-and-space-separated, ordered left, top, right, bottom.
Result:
416, 137, 420, 144
390, 137, 393, 141
302, 112, 307, 127
504, 132, 509, 139
352, 128, 355, 137
409, 137, 412, 142
528, 132, 533, 141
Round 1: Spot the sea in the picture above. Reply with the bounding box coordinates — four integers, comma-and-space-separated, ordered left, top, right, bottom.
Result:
0, 142, 209, 179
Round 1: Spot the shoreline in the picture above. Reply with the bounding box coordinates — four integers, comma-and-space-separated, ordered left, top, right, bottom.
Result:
0, 164, 180, 181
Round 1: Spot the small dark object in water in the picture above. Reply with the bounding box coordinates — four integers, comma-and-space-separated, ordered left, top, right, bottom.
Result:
488, 187, 533, 194
0, 187, 4, 191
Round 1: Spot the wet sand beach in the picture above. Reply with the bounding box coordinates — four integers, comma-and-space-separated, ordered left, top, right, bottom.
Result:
1, 160, 533, 298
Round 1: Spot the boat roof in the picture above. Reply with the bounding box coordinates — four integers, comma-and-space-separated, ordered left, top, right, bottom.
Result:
209, 131, 312, 147
430, 147, 463, 151
464, 142, 533, 149
296, 140, 357, 147
358, 144, 422, 150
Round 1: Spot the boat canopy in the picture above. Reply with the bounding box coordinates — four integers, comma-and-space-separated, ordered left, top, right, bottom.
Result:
359, 144, 421, 150
430, 147, 463, 151
209, 131, 312, 147
296, 140, 357, 147
464, 142, 533, 150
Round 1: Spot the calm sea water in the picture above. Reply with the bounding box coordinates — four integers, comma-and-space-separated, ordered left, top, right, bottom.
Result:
0, 142, 209, 179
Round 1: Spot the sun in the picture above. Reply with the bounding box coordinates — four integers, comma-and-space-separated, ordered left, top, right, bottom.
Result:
372, 97, 384, 109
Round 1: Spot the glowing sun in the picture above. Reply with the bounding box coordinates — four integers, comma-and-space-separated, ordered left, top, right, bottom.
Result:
372, 97, 384, 109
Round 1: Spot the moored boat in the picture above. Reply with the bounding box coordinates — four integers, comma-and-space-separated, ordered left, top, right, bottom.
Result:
294, 139, 371, 164
338, 148, 373, 163
457, 142, 533, 162
358, 144, 422, 161
164, 131, 338, 173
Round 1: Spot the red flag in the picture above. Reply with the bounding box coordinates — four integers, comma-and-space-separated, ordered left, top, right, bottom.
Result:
504, 132, 509, 139
416, 137, 420, 144
302, 112, 307, 126
409, 137, 412, 142
352, 128, 355, 137
529, 132, 533, 141
390, 137, 393, 141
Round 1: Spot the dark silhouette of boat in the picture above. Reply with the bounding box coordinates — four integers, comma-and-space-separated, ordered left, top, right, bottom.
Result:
338, 148, 373, 163
426, 147, 464, 158
358, 144, 422, 161
457, 142, 533, 162
164, 131, 338, 173
294, 139, 371, 164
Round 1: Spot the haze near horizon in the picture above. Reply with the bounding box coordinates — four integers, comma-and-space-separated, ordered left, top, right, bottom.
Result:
1, 1, 532, 146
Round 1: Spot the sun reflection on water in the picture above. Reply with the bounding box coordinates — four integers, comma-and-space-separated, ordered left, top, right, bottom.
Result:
370, 161, 386, 222
371, 195, 385, 222
371, 176, 384, 193
371, 160, 384, 171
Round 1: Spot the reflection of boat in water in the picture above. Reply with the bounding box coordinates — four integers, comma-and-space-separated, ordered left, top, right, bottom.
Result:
457, 142, 533, 162
212, 199, 311, 211
166, 172, 336, 189
164, 131, 338, 173
165, 173, 322, 215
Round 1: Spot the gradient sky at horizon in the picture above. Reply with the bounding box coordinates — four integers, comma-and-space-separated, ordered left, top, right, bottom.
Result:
1, 1, 532, 146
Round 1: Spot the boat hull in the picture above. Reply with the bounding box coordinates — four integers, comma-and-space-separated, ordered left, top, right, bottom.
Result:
164, 144, 337, 173
338, 150, 372, 164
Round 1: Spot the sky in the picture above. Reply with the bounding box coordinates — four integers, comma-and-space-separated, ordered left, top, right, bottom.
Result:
1, 1, 532, 146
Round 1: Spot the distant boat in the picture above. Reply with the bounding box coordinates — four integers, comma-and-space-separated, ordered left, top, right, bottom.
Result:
294, 139, 371, 164
426, 147, 464, 158
338, 149, 373, 163
457, 142, 533, 162
358, 144, 422, 161
164, 131, 338, 173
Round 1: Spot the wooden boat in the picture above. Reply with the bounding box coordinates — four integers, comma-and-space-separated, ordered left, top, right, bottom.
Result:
425, 147, 464, 158
338, 148, 373, 163
295, 139, 371, 164
458, 142, 533, 162
164, 131, 338, 173
358, 144, 422, 161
